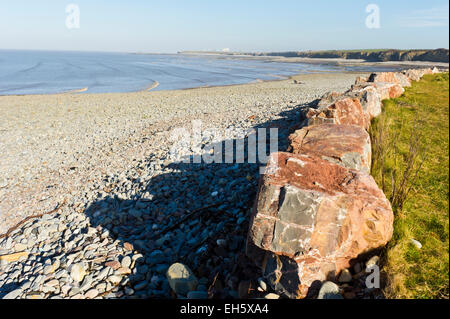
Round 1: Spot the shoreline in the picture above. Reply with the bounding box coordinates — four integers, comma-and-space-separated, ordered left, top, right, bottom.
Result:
62, 87, 89, 94
0, 69, 369, 98
144, 81, 160, 92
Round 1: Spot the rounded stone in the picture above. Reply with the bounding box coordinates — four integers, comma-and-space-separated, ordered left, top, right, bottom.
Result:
85, 289, 99, 299
70, 263, 86, 282
410, 239, 422, 249
121, 256, 132, 268
353, 262, 362, 274
108, 275, 122, 285
257, 278, 268, 292
166, 263, 198, 296
338, 269, 352, 283
318, 281, 343, 299
365, 256, 380, 269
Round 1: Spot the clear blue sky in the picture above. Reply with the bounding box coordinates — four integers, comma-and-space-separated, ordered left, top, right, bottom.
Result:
0, 0, 448, 52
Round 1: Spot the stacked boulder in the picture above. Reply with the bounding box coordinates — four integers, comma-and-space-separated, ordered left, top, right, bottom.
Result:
246, 68, 442, 299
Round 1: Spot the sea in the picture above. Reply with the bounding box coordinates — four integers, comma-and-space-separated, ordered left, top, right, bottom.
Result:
0, 50, 400, 95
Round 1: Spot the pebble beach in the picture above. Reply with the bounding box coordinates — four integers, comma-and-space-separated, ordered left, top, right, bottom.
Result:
0, 72, 372, 299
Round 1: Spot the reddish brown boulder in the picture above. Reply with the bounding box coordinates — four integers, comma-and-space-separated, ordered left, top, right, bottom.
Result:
246, 152, 393, 298
351, 82, 404, 100
289, 124, 371, 173
375, 82, 405, 99
304, 98, 370, 130
368, 72, 411, 87
315, 86, 382, 120
344, 86, 382, 119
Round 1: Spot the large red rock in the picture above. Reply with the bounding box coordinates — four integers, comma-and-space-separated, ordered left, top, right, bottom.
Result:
304, 98, 370, 130
374, 82, 405, 99
246, 152, 394, 298
351, 82, 404, 100
368, 72, 411, 87
344, 86, 382, 119
289, 124, 372, 173
315, 86, 382, 120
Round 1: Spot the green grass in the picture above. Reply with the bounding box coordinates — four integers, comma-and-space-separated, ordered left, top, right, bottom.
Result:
370, 73, 449, 299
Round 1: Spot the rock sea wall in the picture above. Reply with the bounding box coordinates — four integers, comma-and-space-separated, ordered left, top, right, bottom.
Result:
246, 67, 442, 299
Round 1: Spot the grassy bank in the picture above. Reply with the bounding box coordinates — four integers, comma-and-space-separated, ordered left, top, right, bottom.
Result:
370, 73, 449, 299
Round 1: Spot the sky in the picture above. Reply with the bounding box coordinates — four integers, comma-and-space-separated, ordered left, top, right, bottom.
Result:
0, 0, 448, 53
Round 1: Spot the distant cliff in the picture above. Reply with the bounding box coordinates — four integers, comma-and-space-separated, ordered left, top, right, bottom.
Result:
250, 49, 449, 63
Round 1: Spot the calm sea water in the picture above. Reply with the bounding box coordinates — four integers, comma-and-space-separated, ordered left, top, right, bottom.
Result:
0, 50, 399, 95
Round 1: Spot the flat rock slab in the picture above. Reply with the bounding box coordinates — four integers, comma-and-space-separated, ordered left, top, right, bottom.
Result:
289, 124, 372, 173
0, 251, 29, 263
246, 152, 393, 298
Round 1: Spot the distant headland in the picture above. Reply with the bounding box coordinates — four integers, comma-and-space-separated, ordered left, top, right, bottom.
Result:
180, 48, 449, 63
